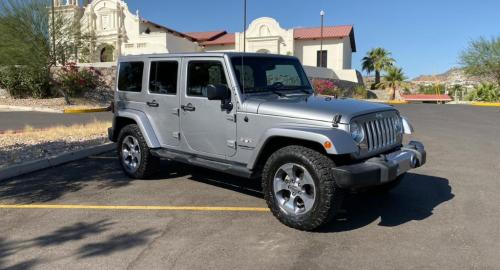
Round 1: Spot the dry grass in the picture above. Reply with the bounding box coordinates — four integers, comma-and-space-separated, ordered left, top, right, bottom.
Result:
0, 120, 111, 146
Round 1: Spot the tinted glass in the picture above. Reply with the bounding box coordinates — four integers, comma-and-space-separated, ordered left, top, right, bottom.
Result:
187, 61, 227, 97
231, 57, 311, 94
118, 62, 144, 92
149, 61, 178, 95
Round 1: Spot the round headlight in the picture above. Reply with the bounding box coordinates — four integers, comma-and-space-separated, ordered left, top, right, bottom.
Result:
350, 122, 365, 143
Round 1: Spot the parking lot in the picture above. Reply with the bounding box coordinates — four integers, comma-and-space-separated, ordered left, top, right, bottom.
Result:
1, 104, 499, 269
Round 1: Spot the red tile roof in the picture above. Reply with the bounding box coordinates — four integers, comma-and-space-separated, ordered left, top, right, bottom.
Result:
185, 31, 227, 42
294, 25, 356, 51
402, 94, 453, 101
200, 33, 236, 46
141, 19, 197, 41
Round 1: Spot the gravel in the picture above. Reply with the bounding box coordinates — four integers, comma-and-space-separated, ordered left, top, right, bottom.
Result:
0, 121, 110, 169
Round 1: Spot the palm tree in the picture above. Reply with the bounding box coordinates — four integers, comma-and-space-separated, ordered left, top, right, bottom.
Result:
362, 48, 395, 87
378, 67, 406, 100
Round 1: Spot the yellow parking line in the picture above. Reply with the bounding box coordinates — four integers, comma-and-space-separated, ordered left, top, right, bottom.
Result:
0, 204, 269, 212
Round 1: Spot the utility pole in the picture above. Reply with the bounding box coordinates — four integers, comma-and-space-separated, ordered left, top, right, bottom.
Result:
243, 0, 247, 52
320, 10, 325, 68
51, 0, 56, 64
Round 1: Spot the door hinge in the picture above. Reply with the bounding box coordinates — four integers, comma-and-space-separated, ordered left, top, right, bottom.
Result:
172, 108, 180, 116
172, 132, 180, 140
226, 140, 237, 149
226, 114, 237, 122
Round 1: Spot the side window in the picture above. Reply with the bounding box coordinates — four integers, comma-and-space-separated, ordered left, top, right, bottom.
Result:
118, 62, 144, 92
149, 61, 178, 95
187, 61, 227, 97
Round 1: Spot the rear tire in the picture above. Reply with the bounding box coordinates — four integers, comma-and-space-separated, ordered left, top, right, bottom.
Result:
262, 145, 344, 231
117, 124, 159, 179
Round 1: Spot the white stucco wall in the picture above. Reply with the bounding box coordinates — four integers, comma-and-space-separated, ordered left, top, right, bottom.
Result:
235, 17, 294, 55
203, 44, 236, 52
166, 34, 201, 53
294, 38, 350, 70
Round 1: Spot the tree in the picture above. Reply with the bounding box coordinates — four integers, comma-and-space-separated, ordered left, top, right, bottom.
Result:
362, 48, 395, 87
460, 37, 500, 87
378, 67, 406, 100
0, 0, 94, 102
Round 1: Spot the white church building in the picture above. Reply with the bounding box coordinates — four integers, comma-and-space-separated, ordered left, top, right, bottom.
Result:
54, 0, 361, 84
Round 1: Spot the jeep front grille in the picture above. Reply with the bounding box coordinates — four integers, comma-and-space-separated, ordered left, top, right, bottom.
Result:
363, 117, 399, 151
353, 111, 402, 158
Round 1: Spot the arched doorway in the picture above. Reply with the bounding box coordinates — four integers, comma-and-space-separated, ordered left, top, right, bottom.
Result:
100, 44, 115, 62
257, 49, 270, 54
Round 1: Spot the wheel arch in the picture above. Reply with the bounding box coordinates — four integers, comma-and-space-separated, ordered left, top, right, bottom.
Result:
113, 110, 161, 148
247, 127, 358, 171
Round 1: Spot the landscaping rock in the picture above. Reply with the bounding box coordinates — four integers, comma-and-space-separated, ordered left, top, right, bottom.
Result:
0, 88, 7, 98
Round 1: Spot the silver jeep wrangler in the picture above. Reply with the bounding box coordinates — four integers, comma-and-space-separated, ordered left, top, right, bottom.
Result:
109, 52, 426, 231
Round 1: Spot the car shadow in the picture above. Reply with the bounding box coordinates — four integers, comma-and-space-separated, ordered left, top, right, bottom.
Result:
318, 173, 454, 232
154, 161, 264, 199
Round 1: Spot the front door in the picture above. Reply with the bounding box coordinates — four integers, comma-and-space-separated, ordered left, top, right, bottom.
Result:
144, 59, 181, 147
180, 58, 237, 158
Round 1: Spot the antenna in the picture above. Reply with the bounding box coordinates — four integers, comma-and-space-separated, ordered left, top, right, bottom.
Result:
243, 0, 247, 53
241, 0, 247, 96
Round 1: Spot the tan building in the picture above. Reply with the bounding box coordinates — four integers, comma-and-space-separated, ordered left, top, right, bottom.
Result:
54, 0, 361, 84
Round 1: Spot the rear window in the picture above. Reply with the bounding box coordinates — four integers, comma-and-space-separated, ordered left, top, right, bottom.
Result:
118, 62, 144, 92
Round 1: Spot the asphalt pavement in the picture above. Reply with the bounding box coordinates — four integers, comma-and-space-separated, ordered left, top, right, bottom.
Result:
1, 104, 499, 269
0, 111, 112, 131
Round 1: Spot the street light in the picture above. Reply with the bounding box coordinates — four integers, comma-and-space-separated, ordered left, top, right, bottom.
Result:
320, 10, 325, 68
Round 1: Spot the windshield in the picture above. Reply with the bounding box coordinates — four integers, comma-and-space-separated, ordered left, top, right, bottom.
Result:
230, 56, 312, 94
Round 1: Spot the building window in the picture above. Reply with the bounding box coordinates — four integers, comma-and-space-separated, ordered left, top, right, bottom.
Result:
124, 44, 134, 49
187, 61, 227, 97
137, 43, 147, 48
118, 62, 144, 92
317, 50, 328, 68
149, 61, 179, 95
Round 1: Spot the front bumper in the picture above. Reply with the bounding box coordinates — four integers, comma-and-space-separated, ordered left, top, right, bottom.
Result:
333, 141, 426, 189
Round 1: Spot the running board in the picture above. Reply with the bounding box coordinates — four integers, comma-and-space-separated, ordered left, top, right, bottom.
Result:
150, 148, 256, 179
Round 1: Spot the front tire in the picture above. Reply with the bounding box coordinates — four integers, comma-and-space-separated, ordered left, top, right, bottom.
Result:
262, 145, 343, 231
117, 124, 159, 179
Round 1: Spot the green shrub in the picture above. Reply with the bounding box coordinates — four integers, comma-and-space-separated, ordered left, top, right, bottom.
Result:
353, 85, 368, 99
466, 83, 500, 102
56, 62, 104, 98
0, 65, 51, 98
418, 84, 445, 95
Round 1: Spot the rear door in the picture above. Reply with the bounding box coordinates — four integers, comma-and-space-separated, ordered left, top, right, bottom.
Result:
144, 58, 181, 147
179, 57, 237, 158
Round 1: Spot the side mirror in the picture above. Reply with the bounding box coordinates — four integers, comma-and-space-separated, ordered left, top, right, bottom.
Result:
207, 84, 230, 101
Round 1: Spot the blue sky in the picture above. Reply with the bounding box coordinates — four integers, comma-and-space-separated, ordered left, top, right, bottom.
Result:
122, 0, 500, 78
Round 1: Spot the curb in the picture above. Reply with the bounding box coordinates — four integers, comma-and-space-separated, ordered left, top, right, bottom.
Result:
0, 105, 62, 113
63, 107, 110, 114
0, 105, 110, 114
0, 142, 116, 181
471, 102, 500, 107
363, 99, 409, 104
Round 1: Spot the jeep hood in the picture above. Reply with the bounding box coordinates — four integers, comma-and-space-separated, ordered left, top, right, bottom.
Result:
244, 95, 396, 124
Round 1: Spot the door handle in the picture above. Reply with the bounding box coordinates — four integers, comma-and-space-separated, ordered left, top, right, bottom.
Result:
181, 103, 196, 112
147, 100, 159, 107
